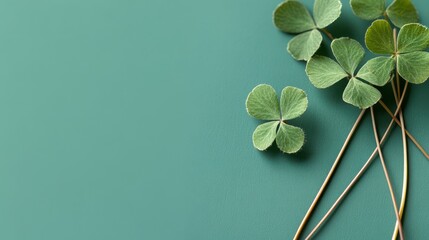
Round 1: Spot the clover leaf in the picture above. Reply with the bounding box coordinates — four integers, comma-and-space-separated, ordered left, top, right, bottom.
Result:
274, 0, 342, 61
350, 0, 418, 28
387, 0, 419, 27
350, 0, 385, 20
365, 20, 429, 84
306, 37, 395, 109
246, 84, 308, 153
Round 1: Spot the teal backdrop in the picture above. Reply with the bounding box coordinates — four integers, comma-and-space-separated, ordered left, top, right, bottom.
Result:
0, 0, 428, 239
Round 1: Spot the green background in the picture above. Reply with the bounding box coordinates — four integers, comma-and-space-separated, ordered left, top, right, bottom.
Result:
0, 0, 428, 239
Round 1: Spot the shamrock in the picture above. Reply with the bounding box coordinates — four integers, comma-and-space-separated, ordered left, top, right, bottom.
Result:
306, 37, 395, 109
273, 0, 342, 61
351, 0, 418, 28
365, 20, 429, 84
246, 84, 308, 153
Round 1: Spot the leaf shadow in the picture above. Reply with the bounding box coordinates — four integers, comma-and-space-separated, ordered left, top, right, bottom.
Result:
328, 12, 370, 43
317, 38, 332, 58
314, 79, 348, 109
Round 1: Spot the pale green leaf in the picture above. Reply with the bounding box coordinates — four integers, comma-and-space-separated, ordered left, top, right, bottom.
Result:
280, 87, 308, 120
276, 123, 305, 154
386, 0, 418, 28
365, 20, 395, 54
273, 1, 316, 33
313, 0, 342, 28
342, 78, 381, 109
356, 57, 395, 86
287, 29, 323, 61
397, 23, 429, 53
331, 37, 365, 75
252, 121, 279, 151
350, 0, 386, 20
305, 55, 348, 88
397, 51, 429, 84
246, 84, 280, 120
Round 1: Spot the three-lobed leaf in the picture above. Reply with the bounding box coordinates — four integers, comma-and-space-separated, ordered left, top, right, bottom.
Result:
274, 0, 342, 61
306, 36, 394, 109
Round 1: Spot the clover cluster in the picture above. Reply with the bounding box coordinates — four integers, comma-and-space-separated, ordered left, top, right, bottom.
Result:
245, 0, 429, 239
246, 0, 429, 153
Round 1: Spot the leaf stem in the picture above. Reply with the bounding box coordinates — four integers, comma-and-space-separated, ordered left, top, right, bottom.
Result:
321, 28, 334, 41
370, 107, 404, 240
378, 73, 426, 159
391, 77, 399, 104
378, 101, 428, 159
392, 27, 409, 240
394, 103, 408, 240
303, 82, 409, 239
393, 28, 401, 97
383, 12, 389, 21
293, 109, 366, 240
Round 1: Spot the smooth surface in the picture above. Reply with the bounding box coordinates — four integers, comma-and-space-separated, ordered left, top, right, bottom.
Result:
0, 0, 429, 239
